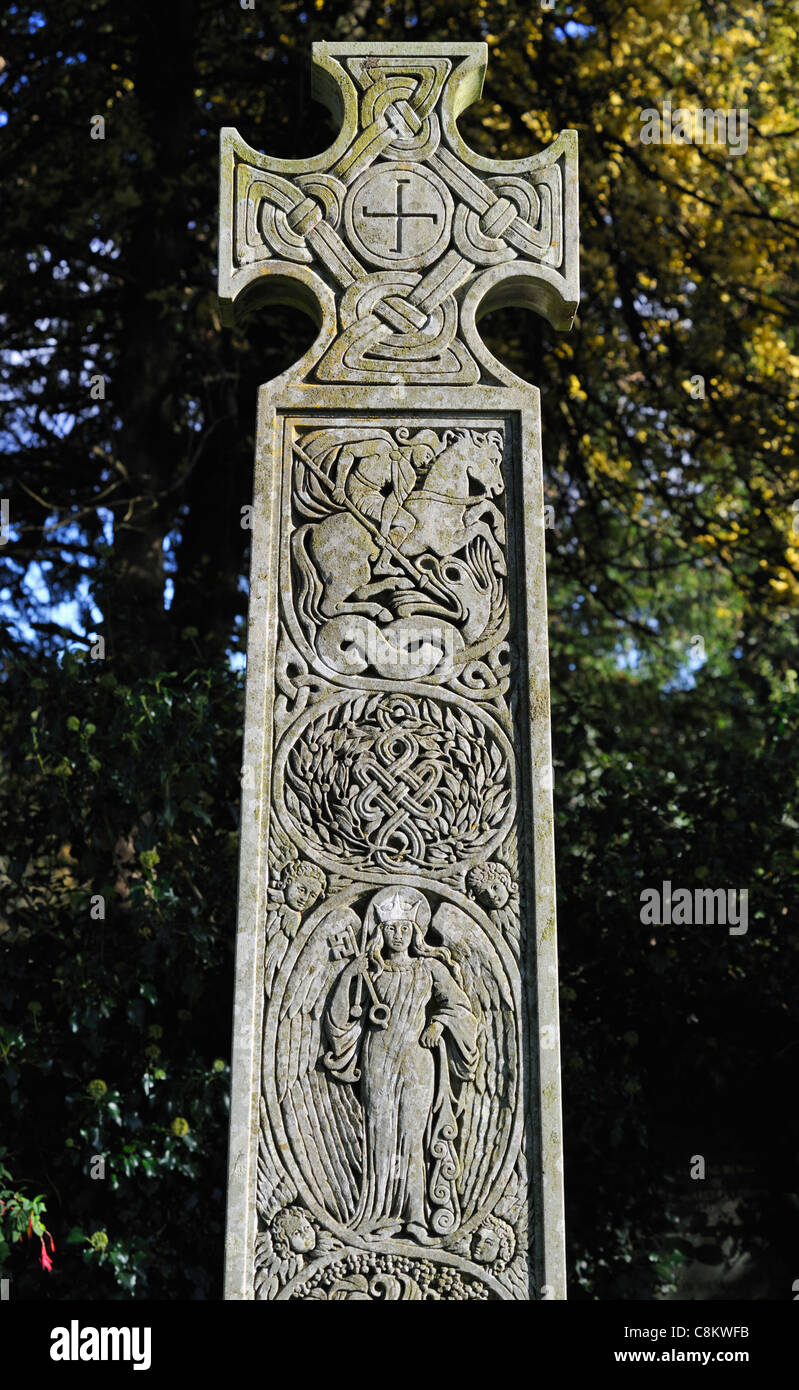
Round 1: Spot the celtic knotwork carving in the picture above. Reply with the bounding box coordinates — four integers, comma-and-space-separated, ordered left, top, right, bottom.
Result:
347, 55, 450, 164
273, 623, 330, 735
447, 643, 511, 704
219, 47, 579, 378
315, 272, 479, 383
276, 693, 513, 873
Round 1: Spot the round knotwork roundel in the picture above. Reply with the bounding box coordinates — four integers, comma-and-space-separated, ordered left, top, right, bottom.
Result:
273, 690, 514, 875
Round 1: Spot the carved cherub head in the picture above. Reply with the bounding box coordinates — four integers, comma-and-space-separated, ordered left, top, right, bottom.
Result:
471, 1214, 515, 1269
271, 1205, 317, 1257
281, 859, 326, 912
466, 862, 513, 912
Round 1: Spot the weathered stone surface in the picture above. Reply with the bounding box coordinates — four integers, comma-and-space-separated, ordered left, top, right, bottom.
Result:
219, 40, 578, 1301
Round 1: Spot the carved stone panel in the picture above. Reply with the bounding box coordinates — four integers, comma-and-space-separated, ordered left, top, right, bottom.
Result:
220, 42, 578, 1302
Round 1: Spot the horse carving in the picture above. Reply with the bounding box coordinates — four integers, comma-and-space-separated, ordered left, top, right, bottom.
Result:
291, 428, 507, 658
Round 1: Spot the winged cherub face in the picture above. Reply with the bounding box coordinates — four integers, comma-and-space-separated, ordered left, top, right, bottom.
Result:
285, 876, 322, 911
287, 1213, 316, 1255
471, 1224, 501, 1264
476, 877, 510, 911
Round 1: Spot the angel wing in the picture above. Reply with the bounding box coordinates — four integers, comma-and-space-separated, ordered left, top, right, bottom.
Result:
496, 1256, 531, 1300
257, 1094, 297, 1223
431, 901, 517, 1224
273, 906, 364, 1226
267, 821, 297, 880
254, 1230, 302, 1301
263, 904, 293, 998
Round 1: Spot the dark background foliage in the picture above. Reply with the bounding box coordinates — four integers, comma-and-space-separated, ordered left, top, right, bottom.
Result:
1, 0, 797, 1298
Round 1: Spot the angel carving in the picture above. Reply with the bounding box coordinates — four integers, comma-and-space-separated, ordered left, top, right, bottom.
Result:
263, 859, 327, 996
254, 1206, 316, 1301
270, 885, 518, 1249
466, 860, 520, 958
322, 887, 478, 1243
470, 1214, 529, 1300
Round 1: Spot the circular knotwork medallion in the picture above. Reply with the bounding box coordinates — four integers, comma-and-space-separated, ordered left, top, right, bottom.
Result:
274, 691, 513, 874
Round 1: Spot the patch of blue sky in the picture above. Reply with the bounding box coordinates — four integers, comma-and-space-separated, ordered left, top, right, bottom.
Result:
53, 585, 102, 635
1, 609, 38, 647
38, 409, 77, 438
556, 21, 595, 40
663, 645, 706, 693
227, 612, 247, 673
0, 517, 22, 547
616, 644, 642, 673
4, 341, 57, 366
97, 507, 114, 546
20, 560, 102, 640
89, 237, 120, 258
162, 531, 180, 575
477, 11, 595, 40
26, 247, 52, 270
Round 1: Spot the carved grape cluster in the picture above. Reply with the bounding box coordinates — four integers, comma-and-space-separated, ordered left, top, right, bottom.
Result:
290, 1249, 496, 1301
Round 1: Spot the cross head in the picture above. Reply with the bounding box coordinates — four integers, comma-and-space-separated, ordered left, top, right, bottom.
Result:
219, 41, 579, 386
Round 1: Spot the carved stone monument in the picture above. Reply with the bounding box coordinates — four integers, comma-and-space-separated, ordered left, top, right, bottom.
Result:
219, 41, 578, 1302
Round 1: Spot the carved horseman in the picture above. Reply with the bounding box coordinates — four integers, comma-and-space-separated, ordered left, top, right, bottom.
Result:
331, 436, 418, 564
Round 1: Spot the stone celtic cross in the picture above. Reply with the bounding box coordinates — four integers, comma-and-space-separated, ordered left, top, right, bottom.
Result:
220, 40, 578, 1303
